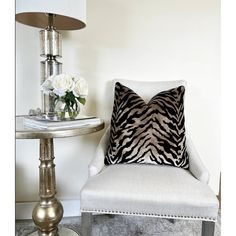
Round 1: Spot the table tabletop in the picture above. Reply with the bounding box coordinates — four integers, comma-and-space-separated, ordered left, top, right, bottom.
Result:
16, 116, 105, 139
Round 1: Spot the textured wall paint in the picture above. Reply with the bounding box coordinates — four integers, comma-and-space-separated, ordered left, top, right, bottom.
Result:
16, 0, 220, 201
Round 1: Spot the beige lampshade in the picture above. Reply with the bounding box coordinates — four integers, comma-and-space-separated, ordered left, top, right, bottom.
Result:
15, 0, 86, 30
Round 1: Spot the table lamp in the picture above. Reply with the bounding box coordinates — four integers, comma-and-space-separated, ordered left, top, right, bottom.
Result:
16, 1, 86, 235
16, 0, 86, 117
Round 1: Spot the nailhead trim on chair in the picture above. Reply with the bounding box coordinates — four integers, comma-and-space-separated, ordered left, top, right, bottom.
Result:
81, 209, 217, 222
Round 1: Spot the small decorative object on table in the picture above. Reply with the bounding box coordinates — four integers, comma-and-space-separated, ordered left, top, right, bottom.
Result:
41, 73, 88, 120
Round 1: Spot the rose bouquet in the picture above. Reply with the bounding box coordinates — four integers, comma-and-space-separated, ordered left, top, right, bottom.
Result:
41, 73, 88, 119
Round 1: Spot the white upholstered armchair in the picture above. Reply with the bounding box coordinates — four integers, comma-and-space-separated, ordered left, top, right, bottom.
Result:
80, 80, 219, 236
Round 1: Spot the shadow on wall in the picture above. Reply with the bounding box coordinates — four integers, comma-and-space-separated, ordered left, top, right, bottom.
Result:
61, 0, 129, 48
82, 0, 129, 48
105, 80, 116, 116
59, 0, 130, 127
55, 132, 103, 198
16, 164, 38, 202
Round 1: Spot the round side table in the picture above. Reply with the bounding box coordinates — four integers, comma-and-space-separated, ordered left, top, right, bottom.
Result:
16, 116, 105, 236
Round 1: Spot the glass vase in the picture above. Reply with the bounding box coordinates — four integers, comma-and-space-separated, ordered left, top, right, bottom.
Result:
55, 99, 80, 120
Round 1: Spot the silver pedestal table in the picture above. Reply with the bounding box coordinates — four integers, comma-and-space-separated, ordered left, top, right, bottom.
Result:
16, 116, 105, 236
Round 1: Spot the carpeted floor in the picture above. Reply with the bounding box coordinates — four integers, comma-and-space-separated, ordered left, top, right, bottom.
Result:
16, 213, 221, 236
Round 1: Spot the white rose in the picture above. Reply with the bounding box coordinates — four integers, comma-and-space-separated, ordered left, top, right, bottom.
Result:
72, 77, 88, 97
51, 74, 75, 97
41, 76, 54, 95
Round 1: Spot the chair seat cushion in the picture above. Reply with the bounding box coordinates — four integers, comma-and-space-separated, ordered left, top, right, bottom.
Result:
81, 164, 218, 221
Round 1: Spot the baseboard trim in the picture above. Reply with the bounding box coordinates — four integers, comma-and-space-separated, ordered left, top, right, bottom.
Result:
16, 200, 81, 220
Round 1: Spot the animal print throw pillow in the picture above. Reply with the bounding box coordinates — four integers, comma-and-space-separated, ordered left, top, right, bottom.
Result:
105, 82, 189, 169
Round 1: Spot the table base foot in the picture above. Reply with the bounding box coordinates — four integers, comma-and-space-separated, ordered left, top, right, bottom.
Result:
29, 227, 81, 236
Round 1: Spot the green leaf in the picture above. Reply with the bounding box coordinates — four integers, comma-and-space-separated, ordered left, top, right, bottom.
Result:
77, 97, 86, 105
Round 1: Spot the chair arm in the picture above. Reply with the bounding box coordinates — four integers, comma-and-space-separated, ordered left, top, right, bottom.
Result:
89, 126, 110, 177
186, 134, 210, 184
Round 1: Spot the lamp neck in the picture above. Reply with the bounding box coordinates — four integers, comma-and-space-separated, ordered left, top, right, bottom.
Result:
46, 13, 56, 30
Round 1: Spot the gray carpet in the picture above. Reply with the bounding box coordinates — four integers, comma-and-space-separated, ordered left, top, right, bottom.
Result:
16, 213, 221, 236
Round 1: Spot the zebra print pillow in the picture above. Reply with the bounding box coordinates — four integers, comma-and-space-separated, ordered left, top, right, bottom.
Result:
105, 82, 189, 169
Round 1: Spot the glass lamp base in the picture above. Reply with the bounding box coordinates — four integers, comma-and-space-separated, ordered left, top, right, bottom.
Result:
29, 227, 80, 236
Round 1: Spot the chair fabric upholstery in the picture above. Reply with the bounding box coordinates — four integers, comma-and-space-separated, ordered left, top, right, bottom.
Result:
89, 126, 210, 184
80, 79, 218, 224
81, 164, 218, 221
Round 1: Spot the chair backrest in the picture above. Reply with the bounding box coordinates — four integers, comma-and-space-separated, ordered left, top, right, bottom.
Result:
90, 79, 210, 183
112, 79, 187, 102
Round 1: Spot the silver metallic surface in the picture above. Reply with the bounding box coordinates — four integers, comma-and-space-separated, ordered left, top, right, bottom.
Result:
202, 221, 215, 236
31, 138, 63, 234
39, 14, 62, 116
40, 59, 62, 83
40, 29, 62, 57
16, 116, 104, 236
29, 227, 80, 236
81, 213, 92, 236
47, 14, 56, 30
16, 116, 105, 139
40, 59, 62, 114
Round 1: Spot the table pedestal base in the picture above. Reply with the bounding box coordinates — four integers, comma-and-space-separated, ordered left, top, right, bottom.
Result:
29, 227, 80, 236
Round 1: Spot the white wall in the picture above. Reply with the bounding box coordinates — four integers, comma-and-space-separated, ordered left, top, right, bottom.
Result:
16, 0, 220, 204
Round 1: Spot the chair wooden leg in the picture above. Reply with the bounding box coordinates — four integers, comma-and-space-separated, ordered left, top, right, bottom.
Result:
81, 212, 92, 236
202, 221, 215, 236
